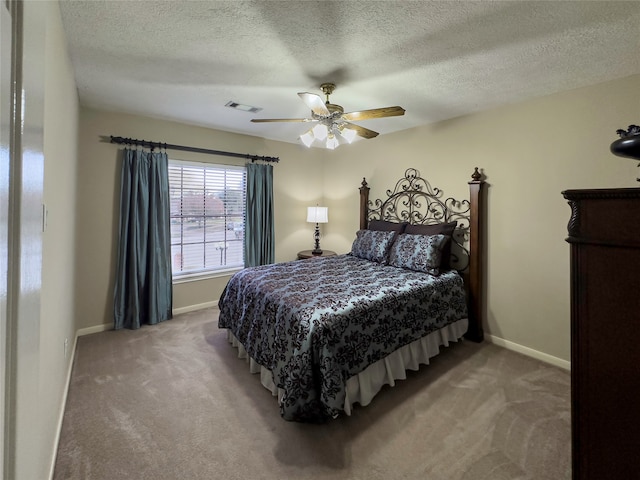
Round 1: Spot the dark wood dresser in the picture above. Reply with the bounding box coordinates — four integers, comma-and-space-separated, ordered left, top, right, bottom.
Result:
562, 188, 640, 480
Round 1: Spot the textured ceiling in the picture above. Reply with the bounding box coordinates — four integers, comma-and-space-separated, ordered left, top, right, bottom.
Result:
59, 0, 640, 146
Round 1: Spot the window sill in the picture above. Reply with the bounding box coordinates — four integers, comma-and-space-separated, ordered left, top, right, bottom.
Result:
172, 267, 242, 284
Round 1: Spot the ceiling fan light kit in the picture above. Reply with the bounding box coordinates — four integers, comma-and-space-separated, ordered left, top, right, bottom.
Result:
325, 134, 339, 150
312, 123, 328, 140
251, 83, 405, 150
340, 126, 357, 143
300, 130, 314, 147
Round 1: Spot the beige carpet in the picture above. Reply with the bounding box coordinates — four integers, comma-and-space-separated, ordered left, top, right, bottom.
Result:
53, 308, 571, 480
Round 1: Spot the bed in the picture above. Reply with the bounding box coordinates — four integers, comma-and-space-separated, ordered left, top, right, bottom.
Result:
218, 168, 486, 422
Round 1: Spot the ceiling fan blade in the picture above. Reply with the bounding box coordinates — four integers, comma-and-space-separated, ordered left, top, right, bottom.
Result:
251, 118, 313, 123
342, 106, 405, 121
343, 122, 379, 139
298, 92, 330, 116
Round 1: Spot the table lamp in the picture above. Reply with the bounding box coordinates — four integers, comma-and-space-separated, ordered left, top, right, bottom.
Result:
306, 206, 328, 255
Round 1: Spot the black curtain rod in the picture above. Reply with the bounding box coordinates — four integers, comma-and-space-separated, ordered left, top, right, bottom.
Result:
109, 136, 279, 163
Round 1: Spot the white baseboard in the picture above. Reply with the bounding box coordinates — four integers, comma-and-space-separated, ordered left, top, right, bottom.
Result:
485, 334, 570, 371
77, 323, 112, 336
48, 333, 78, 480
51, 325, 106, 478
173, 300, 218, 315
74, 302, 219, 336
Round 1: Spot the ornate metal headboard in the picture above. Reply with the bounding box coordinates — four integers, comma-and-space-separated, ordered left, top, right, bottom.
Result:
360, 168, 475, 271
358, 167, 486, 342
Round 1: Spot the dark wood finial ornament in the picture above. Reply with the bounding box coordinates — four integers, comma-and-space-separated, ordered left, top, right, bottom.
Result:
471, 167, 482, 182
359, 178, 370, 230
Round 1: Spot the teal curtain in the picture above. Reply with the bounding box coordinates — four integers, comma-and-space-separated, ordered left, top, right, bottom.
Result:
244, 163, 275, 267
114, 148, 172, 329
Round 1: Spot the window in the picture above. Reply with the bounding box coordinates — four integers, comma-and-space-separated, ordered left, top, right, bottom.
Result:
169, 160, 246, 279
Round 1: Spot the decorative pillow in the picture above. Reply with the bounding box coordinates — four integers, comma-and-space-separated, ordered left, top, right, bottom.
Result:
368, 219, 408, 233
350, 229, 397, 263
388, 233, 448, 275
403, 221, 457, 236
404, 221, 457, 269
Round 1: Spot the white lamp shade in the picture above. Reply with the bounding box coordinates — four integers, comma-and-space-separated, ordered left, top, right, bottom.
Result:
341, 127, 357, 143
312, 123, 328, 140
307, 206, 328, 223
326, 135, 339, 150
299, 130, 314, 147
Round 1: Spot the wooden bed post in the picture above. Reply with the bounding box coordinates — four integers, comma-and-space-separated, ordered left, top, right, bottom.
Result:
359, 178, 370, 231
466, 167, 486, 342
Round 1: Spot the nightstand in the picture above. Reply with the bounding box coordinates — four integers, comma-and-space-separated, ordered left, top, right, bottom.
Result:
297, 250, 337, 260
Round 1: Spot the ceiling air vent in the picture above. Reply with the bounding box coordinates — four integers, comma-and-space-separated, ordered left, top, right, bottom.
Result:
225, 101, 262, 114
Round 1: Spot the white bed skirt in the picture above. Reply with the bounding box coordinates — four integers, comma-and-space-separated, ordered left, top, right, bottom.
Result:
225, 318, 468, 416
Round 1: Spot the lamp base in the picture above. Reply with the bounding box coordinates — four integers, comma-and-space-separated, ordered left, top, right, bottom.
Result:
312, 222, 323, 255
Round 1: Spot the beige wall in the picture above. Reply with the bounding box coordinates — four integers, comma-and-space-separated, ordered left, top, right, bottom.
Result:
321, 74, 640, 364
40, 3, 80, 476
8, 2, 80, 479
75, 109, 324, 329
29, 2, 637, 477
76, 76, 638, 363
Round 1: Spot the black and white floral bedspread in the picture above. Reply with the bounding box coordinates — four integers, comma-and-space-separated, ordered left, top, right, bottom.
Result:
218, 254, 467, 422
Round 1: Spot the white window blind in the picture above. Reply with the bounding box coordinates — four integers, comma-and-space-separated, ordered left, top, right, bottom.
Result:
169, 160, 246, 278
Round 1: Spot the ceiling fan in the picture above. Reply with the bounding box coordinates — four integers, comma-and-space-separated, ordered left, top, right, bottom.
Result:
251, 83, 405, 149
